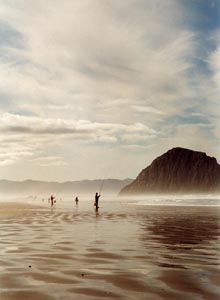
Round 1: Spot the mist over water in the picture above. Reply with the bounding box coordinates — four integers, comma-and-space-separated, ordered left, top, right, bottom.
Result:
124, 194, 220, 207
38, 193, 220, 208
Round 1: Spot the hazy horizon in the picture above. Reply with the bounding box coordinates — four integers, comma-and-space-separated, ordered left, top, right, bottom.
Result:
0, 177, 134, 183
0, 0, 219, 182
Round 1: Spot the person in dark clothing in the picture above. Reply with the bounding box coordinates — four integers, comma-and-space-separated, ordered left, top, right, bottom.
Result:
50, 195, 55, 207
94, 192, 101, 210
75, 196, 79, 205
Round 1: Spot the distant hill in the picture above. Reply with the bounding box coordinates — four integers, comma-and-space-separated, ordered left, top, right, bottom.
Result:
0, 178, 133, 196
119, 147, 220, 195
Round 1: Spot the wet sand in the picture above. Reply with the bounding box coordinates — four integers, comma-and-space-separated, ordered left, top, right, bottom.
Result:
0, 202, 45, 219
0, 200, 219, 299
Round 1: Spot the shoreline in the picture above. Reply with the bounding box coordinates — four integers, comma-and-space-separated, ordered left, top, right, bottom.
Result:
0, 199, 219, 299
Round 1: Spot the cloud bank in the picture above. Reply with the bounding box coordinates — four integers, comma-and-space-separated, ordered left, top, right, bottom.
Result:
0, 0, 219, 180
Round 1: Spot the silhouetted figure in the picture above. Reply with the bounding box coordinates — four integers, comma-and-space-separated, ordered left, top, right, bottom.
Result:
94, 192, 101, 211
50, 195, 55, 207
75, 196, 79, 205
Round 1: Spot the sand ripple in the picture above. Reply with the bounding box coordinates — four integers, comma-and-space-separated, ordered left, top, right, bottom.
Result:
0, 202, 219, 299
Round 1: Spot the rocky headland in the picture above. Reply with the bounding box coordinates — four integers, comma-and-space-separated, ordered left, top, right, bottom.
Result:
119, 147, 220, 195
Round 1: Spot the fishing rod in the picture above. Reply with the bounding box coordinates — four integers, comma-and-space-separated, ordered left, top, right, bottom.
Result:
53, 184, 64, 202
99, 179, 105, 195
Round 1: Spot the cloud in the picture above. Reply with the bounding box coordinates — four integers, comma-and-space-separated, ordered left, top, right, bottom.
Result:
209, 45, 220, 89
122, 144, 154, 151
0, 159, 14, 166
0, 112, 156, 137
0, 0, 219, 179
0, 139, 33, 166
132, 105, 165, 115
31, 156, 67, 167
0, 1, 200, 120
0, 113, 159, 168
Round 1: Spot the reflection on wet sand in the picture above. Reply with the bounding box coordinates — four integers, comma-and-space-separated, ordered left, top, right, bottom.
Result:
142, 206, 220, 246
138, 206, 220, 299
0, 202, 219, 300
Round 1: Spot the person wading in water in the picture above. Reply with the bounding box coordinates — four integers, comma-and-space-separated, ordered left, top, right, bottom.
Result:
94, 192, 101, 211
50, 195, 55, 207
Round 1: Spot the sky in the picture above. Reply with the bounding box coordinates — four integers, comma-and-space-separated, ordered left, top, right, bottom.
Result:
0, 0, 219, 181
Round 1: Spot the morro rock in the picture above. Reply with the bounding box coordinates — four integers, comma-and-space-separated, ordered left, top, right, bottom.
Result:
119, 147, 220, 195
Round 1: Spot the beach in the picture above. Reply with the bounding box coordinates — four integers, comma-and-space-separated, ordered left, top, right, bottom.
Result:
0, 198, 220, 300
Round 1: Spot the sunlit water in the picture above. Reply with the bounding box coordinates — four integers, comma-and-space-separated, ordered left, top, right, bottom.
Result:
0, 195, 219, 299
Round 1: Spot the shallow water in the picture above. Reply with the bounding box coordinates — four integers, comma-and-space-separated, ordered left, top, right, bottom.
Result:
0, 198, 220, 300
